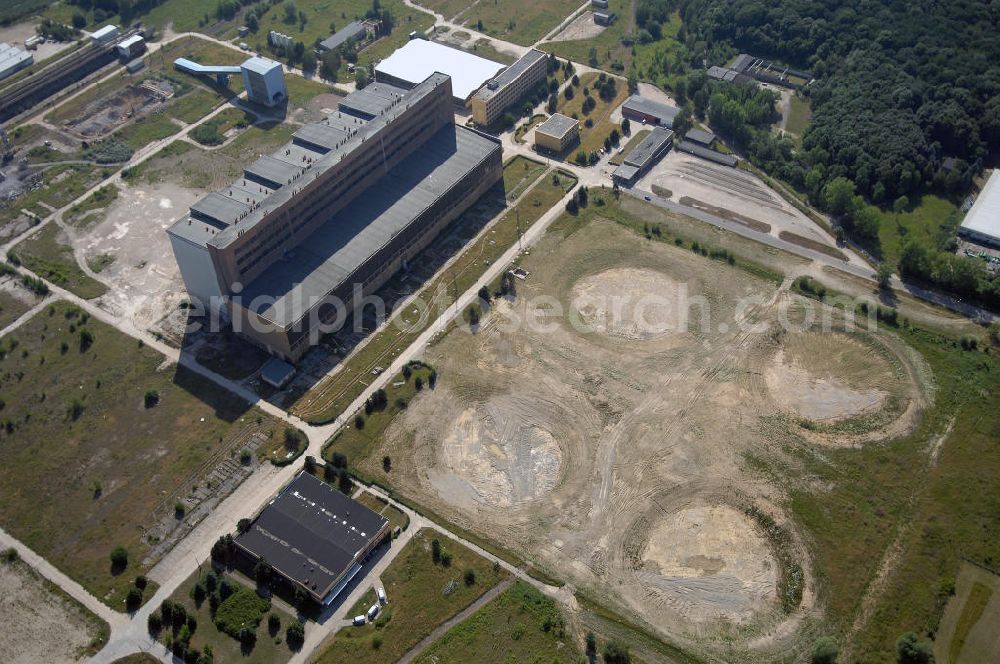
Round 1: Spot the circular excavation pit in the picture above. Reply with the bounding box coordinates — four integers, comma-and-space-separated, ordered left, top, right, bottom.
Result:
570, 267, 686, 341
765, 330, 899, 423
628, 505, 779, 625
428, 398, 563, 510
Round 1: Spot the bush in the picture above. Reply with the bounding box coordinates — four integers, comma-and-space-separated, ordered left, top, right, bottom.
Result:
268, 613, 281, 636
144, 389, 160, 408
126, 585, 143, 611
896, 632, 933, 664
214, 587, 270, 637
602, 640, 631, 664
286, 620, 305, 649
440, 551, 453, 567
148, 611, 162, 635
463, 568, 476, 585
2, 548, 19, 563
811, 636, 838, 664
110, 546, 128, 572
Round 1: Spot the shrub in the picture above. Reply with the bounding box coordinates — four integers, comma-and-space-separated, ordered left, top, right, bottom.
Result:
602, 640, 631, 664
144, 389, 160, 408
286, 620, 305, 649
268, 613, 281, 636
135, 575, 148, 589
214, 587, 270, 637
148, 611, 162, 635
811, 636, 838, 664
440, 551, 453, 567
896, 632, 933, 664
464, 568, 476, 585
126, 585, 143, 611
110, 546, 128, 572
432, 538, 442, 563
2, 548, 18, 563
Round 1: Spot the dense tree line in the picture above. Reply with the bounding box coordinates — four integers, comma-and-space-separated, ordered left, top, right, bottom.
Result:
678, 0, 1000, 204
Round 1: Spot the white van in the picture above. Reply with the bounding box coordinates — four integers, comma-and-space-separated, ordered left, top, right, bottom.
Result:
367, 604, 380, 621
353, 615, 366, 626
377, 587, 387, 604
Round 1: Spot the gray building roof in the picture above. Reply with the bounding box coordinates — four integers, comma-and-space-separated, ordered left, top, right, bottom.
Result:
319, 21, 365, 52
473, 49, 547, 102
190, 192, 249, 228
622, 95, 681, 126
623, 127, 674, 169
707, 65, 729, 80
293, 122, 352, 152
685, 128, 715, 146
260, 356, 296, 387
675, 140, 738, 167
536, 113, 578, 139
245, 154, 306, 188
168, 73, 453, 250
612, 163, 640, 182
240, 124, 499, 327
337, 81, 409, 119
731, 54, 754, 72
235, 472, 387, 600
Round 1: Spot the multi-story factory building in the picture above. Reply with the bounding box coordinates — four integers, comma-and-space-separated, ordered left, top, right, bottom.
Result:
168, 73, 503, 361
470, 48, 548, 126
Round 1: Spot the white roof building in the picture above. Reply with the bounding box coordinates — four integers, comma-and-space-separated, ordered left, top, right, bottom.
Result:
374, 40, 504, 103
959, 170, 1000, 248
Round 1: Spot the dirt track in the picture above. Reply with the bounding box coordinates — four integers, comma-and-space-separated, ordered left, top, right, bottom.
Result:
361, 217, 929, 658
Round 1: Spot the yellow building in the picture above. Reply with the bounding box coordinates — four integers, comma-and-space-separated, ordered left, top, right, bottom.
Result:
471, 49, 548, 126
534, 113, 579, 153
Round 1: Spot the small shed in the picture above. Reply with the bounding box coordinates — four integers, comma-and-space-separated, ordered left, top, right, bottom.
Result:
261, 357, 296, 389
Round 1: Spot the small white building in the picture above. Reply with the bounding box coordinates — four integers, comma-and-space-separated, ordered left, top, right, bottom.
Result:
90, 24, 120, 45
241, 56, 286, 107
116, 34, 145, 60
374, 39, 504, 104
959, 170, 1000, 248
0, 43, 33, 81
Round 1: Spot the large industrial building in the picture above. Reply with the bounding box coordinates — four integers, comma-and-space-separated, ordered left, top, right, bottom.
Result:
471, 49, 548, 126
235, 472, 389, 605
374, 39, 505, 104
175, 55, 286, 107
959, 169, 1000, 248
168, 73, 503, 361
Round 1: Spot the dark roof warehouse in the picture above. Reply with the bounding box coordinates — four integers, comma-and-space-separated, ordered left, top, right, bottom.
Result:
235, 472, 390, 604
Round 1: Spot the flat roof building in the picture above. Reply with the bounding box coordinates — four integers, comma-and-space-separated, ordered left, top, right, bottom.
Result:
235, 472, 389, 605
241, 56, 286, 107
471, 48, 548, 126
685, 128, 715, 146
91, 24, 120, 44
374, 39, 504, 103
319, 21, 366, 52
534, 113, 579, 153
167, 72, 503, 361
594, 11, 616, 25
612, 127, 674, 186
676, 140, 738, 167
959, 170, 1000, 248
621, 95, 681, 128
0, 43, 33, 81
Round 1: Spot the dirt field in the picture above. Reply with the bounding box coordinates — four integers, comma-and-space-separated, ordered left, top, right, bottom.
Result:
934, 562, 1000, 664
640, 151, 837, 250
548, 12, 607, 42
0, 560, 107, 663
359, 213, 928, 658
60, 79, 176, 139
77, 181, 201, 329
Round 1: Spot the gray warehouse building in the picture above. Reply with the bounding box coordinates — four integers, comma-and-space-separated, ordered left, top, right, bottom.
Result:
168, 73, 503, 361
612, 127, 674, 186
235, 472, 389, 605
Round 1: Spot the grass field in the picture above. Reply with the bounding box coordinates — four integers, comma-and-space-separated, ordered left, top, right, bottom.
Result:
465, 0, 583, 45
0, 288, 34, 329
0, 300, 284, 609
0, 162, 108, 229
785, 94, 812, 136
161, 567, 299, 663
324, 362, 435, 471
13, 223, 108, 299
609, 128, 651, 165
555, 71, 628, 155
413, 580, 578, 663
873, 194, 959, 265
311, 528, 509, 664
501, 155, 547, 201
65, 184, 119, 229
241, 0, 434, 83
292, 161, 577, 424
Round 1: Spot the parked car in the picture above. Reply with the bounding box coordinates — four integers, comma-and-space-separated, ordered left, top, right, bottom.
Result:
367, 604, 380, 621
353, 615, 366, 626
377, 587, 387, 604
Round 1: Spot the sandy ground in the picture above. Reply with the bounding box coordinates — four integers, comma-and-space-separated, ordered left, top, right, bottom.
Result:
640, 151, 834, 247
365, 217, 927, 657
548, 12, 607, 42
934, 561, 1000, 664
0, 561, 102, 663
79, 182, 202, 328
0, 22, 74, 66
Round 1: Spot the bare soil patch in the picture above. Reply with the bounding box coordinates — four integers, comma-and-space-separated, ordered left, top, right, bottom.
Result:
0, 560, 107, 663
549, 12, 607, 42
570, 267, 685, 340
